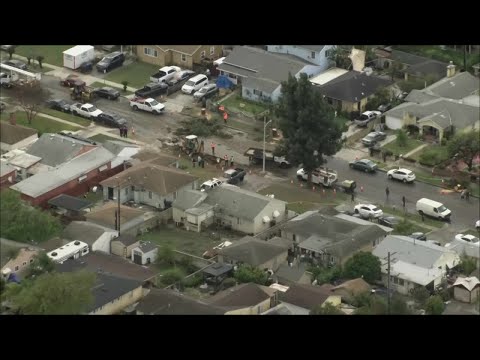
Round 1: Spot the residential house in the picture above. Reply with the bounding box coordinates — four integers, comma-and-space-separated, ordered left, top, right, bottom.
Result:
372, 235, 461, 294
84, 202, 158, 236
62, 221, 118, 254
0, 121, 38, 153
1, 247, 39, 276
101, 140, 140, 170
1, 150, 42, 180
452, 277, 480, 304
446, 240, 480, 268
137, 45, 223, 69
207, 283, 278, 315
10, 147, 114, 208
404, 60, 450, 82
217, 236, 290, 272
89, 272, 144, 315
110, 234, 140, 258
100, 162, 198, 210
131, 242, 158, 265
261, 302, 310, 315
314, 70, 394, 113
56, 251, 157, 284
331, 278, 371, 304
136, 288, 227, 315
273, 263, 312, 286
281, 211, 388, 266
384, 69, 480, 140
309, 67, 349, 86
173, 185, 287, 235
334, 213, 394, 233
217, 46, 324, 102
48, 194, 93, 217
0, 162, 16, 188
266, 45, 334, 68
278, 283, 336, 312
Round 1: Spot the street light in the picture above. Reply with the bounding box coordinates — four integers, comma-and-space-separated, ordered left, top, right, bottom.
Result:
263, 116, 272, 173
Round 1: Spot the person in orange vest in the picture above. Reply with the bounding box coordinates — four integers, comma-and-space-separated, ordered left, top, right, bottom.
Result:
223, 154, 228, 167
211, 142, 216, 155
223, 112, 228, 124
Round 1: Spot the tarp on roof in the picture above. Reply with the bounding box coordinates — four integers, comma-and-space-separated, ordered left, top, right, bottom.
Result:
216, 75, 234, 89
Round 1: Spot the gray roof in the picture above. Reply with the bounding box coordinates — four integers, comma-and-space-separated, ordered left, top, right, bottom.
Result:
418, 110, 452, 129
262, 302, 310, 315
6, 153, 42, 169
274, 263, 309, 283
219, 236, 288, 267
425, 71, 480, 99
136, 288, 227, 315
0, 163, 16, 177
316, 71, 393, 102
185, 203, 213, 216
208, 283, 274, 307
372, 235, 456, 268
62, 221, 112, 246
279, 283, 332, 310
102, 140, 139, 156
203, 185, 286, 221
203, 263, 234, 277
447, 240, 480, 259
405, 60, 448, 79
173, 189, 207, 211
391, 50, 431, 66
136, 242, 157, 253
112, 234, 139, 247
48, 194, 92, 211
90, 273, 142, 313
11, 147, 114, 198
26, 133, 95, 167
405, 89, 440, 104
243, 76, 280, 94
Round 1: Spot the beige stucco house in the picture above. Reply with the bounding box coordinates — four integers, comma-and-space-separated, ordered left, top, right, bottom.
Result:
137, 45, 223, 69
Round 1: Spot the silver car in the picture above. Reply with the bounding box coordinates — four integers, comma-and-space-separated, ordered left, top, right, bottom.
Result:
193, 84, 218, 101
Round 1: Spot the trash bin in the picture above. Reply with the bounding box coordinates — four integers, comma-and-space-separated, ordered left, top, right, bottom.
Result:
272, 128, 278, 138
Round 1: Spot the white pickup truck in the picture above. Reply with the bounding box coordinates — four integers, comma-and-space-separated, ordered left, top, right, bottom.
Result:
296, 166, 338, 187
0, 72, 19, 88
354, 111, 382, 127
130, 97, 165, 114
150, 66, 181, 83
70, 103, 103, 119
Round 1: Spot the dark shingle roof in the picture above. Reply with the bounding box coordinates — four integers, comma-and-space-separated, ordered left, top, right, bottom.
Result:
279, 283, 332, 310
173, 189, 207, 211
62, 221, 111, 246
317, 71, 394, 102
0, 122, 37, 145
48, 194, 92, 211
391, 50, 431, 66
90, 273, 142, 313
112, 234, 138, 247
332, 278, 371, 296
405, 60, 448, 79
274, 263, 309, 284
137, 288, 227, 315
203, 263, 234, 277
137, 242, 157, 253
208, 283, 274, 307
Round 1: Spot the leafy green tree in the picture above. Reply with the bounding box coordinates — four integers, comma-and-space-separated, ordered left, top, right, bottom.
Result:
310, 302, 344, 315
412, 287, 430, 307
447, 131, 480, 171
397, 78, 425, 93
234, 264, 268, 285
327, 46, 351, 69
355, 295, 387, 315
425, 295, 445, 315
390, 295, 411, 315
160, 268, 185, 286
156, 245, 176, 267
275, 73, 344, 184
25, 252, 56, 278
308, 265, 343, 285
7, 46, 15, 59
121, 81, 129, 92
365, 87, 392, 111
5, 271, 96, 315
458, 256, 477, 276
396, 129, 408, 148
36, 55, 44, 69
388, 61, 403, 81
343, 252, 381, 284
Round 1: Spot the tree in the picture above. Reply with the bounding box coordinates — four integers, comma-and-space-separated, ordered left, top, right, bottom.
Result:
121, 81, 129, 92
5, 271, 96, 315
412, 287, 430, 306
458, 256, 477, 276
390, 295, 411, 315
354, 295, 387, 315
7, 46, 15, 59
388, 61, 403, 81
447, 131, 480, 171
275, 73, 344, 185
160, 268, 185, 286
234, 264, 268, 285
308, 265, 342, 285
365, 87, 392, 111
395, 129, 408, 148
310, 302, 344, 315
0, 190, 62, 243
36, 55, 45, 69
343, 252, 381, 284
156, 245, 176, 267
327, 46, 352, 69
10, 83, 51, 124
25, 252, 56, 278
425, 295, 445, 315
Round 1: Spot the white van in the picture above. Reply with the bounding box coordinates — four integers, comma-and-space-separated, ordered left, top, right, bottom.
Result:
416, 198, 451, 221
182, 74, 208, 94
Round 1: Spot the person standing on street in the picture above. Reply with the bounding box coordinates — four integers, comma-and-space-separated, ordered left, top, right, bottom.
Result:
385, 187, 390, 201
223, 154, 228, 167
465, 189, 470, 202
402, 196, 406, 210
230, 155, 234, 167
211, 142, 216, 156
351, 191, 355, 202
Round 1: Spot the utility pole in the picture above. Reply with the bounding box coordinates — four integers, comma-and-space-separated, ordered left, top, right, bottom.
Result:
262, 115, 272, 174
387, 252, 391, 315
116, 177, 121, 236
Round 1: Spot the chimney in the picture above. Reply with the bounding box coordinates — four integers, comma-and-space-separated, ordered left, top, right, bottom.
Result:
9, 112, 16, 126
447, 61, 456, 78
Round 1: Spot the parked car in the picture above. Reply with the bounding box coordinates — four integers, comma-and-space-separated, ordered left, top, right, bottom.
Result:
410, 232, 427, 241
46, 99, 72, 113
454, 234, 480, 246
71, 103, 103, 119
193, 84, 219, 101
354, 204, 383, 219
167, 70, 195, 86
2, 59, 27, 70
150, 66, 181, 83
387, 168, 416, 183
0, 102, 6, 113
1, 72, 19, 88
354, 111, 381, 127
416, 198, 451, 221
361, 131, 387, 146
96, 51, 125, 73
60, 74, 82, 87
378, 216, 400, 228
93, 87, 120, 100
129, 97, 165, 114
377, 103, 392, 112
349, 158, 378, 173
96, 112, 127, 128
181, 74, 209, 95
200, 178, 223, 192
134, 82, 168, 98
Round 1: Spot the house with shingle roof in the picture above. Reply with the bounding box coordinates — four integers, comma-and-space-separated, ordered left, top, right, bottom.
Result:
136, 45, 223, 70
0, 121, 38, 152
266, 45, 334, 68
100, 162, 198, 210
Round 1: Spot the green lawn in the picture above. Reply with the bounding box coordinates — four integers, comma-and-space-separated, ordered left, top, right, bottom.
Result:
40, 108, 91, 127
88, 133, 119, 143
220, 94, 269, 115
410, 145, 449, 166
90, 81, 134, 96
104, 61, 159, 89
14, 45, 71, 67
83, 190, 104, 205
382, 138, 424, 156
286, 202, 318, 214
0, 111, 80, 136
390, 220, 431, 236
382, 205, 444, 229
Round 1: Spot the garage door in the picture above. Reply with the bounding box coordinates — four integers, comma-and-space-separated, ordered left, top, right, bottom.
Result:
386, 116, 403, 130
133, 253, 142, 265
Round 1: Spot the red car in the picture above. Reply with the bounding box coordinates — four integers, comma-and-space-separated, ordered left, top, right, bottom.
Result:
60, 74, 83, 87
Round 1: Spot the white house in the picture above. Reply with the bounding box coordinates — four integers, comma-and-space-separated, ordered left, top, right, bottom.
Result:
131, 242, 158, 265
63, 221, 118, 254
373, 235, 461, 295
266, 45, 334, 69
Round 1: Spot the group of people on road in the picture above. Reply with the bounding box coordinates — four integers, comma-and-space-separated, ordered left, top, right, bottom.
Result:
460, 188, 471, 201
119, 126, 129, 138
192, 155, 205, 168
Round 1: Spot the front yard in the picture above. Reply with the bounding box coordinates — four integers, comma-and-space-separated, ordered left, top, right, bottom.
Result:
410, 145, 449, 166
0, 111, 80, 135
40, 108, 91, 127
220, 94, 270, 115
88, 133, 120, 144
382, 138, 424, 156
382, 205, 445, 229
14, 45, 71, 67
104, 61, 160, 89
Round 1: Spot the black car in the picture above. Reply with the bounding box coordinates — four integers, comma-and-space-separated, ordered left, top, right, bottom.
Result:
93, 87, 120, 100
96, 112, 127, 128
378, 216, 400, 228
2, 59, 27, 70
349, 159, 378, 173
46, 99, 72, 113
134, 82, 168, 98
96, 51, 125, 73
410, 232, 427, 241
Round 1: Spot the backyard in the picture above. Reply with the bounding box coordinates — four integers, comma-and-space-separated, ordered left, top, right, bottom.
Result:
14, 45, 71, 67
0, 111, 80, 135
104, 61, 160, 89
220, 94, 270, 116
